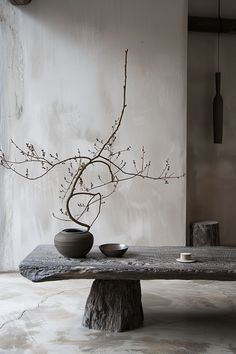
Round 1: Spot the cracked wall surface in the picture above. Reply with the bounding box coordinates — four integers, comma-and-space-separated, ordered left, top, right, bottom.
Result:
0, 0, 187, 270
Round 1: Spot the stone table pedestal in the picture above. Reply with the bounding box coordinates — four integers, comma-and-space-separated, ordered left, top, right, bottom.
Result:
82, 279, 143, 332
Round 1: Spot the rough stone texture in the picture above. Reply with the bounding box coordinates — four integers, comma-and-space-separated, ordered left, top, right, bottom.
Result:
82, 279, 143, 332
19, 245, 236, 282
190, 221, 220, 247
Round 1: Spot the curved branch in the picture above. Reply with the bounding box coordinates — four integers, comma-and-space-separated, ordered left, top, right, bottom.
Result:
76, 194, 98, 221
66, 192, 102, 231
89, 193, 102, 228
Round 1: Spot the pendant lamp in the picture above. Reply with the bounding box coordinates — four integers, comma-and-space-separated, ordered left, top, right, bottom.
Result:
213, 0, 223, 144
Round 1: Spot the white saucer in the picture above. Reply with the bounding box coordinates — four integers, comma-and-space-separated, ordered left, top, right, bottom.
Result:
176, 258, 196, 263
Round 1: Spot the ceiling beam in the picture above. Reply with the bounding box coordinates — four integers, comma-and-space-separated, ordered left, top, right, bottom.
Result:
188, 16, 236, 34
8, 0, 32, 5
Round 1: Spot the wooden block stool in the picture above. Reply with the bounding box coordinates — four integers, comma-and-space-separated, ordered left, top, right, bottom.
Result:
190, 221, 220, 247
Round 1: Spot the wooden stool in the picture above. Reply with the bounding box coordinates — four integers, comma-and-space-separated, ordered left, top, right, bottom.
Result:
190, 221, 220, 247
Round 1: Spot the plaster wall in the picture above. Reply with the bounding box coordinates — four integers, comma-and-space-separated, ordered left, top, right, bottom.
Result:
187, 0, 236, 245
0, 0, 187, 270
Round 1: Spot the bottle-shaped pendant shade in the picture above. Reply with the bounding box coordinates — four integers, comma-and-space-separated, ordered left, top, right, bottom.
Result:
213, 72, 223, 144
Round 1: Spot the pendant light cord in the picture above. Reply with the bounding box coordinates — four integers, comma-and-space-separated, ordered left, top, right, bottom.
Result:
218, 0, 221, 72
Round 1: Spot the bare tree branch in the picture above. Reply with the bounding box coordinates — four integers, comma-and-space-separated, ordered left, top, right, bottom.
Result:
0, 50, 185, 231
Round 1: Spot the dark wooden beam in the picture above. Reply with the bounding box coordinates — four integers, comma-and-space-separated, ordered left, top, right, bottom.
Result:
188, 16, 236, 34
8, 0, 32, 5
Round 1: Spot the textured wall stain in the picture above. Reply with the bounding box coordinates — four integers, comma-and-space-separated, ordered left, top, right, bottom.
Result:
15, 93, 23, 119
0, 0, 25, 270
0, 13, 5, 22
0, 2, 24, 118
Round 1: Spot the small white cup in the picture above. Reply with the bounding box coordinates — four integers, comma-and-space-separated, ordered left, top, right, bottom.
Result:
180, 253, 192, 261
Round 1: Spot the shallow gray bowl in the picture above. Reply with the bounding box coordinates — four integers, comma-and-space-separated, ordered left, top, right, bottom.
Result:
99, 243, 128, 257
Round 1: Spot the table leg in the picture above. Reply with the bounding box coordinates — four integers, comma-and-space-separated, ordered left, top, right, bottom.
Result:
82, 279, 143, 332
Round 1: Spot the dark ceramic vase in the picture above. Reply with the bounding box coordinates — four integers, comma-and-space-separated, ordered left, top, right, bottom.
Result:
54, 228, 94, 258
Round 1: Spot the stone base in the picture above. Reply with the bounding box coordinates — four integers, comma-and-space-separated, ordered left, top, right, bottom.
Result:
82, 279, 143, 332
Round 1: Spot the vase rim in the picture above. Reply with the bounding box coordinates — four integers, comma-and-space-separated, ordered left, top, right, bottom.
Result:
62, 228, 88, 233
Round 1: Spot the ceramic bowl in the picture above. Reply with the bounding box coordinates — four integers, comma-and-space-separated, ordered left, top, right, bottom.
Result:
99, 243, 128, 257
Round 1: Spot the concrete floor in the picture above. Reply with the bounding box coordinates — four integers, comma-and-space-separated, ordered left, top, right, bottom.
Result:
0, 274, 235, 354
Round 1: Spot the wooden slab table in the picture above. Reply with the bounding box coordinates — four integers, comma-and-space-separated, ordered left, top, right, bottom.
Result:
19, 245, 236, 332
